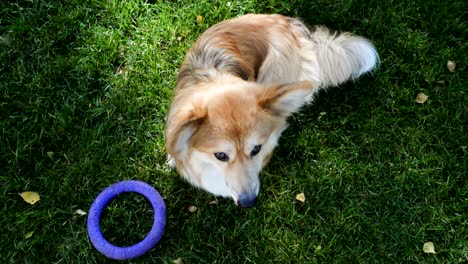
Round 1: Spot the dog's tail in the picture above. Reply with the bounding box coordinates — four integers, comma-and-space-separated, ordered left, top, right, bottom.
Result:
304, 26, 379, 88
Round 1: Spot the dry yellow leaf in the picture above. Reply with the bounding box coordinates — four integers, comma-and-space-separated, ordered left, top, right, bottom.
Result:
314, 245, 322, 253
19, 191, 40, 205
74, 209, 87, 216
24, 231, 34, 239
187, 205, 197, 213
423, 241, 436, 254
196, 15, 203, 25
116, 66, 126, 75
296, 193, 305, 203
415, 93, 428, 104
172, 257, 183, 264
447, 60, 456, 72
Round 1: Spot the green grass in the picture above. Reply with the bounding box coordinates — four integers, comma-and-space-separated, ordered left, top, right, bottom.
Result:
1, 0, 467, 262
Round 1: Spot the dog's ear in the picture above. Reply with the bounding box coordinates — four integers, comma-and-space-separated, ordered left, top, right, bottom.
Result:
257, 81, 316, 117
165, 103, 207, 156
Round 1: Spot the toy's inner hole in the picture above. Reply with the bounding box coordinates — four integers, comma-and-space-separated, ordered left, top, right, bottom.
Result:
100, 192, 154, 247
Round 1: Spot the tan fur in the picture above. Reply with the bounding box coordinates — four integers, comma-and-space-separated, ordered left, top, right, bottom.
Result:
165, 14, 379, 206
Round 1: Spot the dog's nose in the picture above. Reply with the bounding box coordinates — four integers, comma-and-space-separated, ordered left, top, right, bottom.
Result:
237, 194, 257, 208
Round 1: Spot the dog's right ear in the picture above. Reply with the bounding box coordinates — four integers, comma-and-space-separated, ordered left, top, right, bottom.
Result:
256, 81, 316, 117
165, 103, 207, 156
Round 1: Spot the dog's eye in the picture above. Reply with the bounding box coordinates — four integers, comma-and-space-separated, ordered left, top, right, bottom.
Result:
214, 152, 229, 162
250, 145, 262, 157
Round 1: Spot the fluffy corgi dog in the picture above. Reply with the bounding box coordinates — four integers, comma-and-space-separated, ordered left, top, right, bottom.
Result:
165, 14, 379, 207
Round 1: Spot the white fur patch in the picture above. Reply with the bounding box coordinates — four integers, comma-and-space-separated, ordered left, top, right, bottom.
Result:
257, 34, 303, 84
188, 150, 231, 197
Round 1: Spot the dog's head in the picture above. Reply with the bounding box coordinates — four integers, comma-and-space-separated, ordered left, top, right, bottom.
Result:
166, 77, 315, 207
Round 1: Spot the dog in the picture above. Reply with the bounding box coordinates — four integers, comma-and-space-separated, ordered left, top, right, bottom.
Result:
165, 14, 379, 207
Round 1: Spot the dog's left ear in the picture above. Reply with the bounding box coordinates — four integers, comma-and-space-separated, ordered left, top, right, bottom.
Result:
257, 81, 316, 117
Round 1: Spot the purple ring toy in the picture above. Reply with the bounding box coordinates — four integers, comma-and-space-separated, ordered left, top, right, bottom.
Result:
87, 180, 166, 260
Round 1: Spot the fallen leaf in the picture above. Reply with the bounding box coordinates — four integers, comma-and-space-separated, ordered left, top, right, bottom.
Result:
423, 241, 436, 254
314, 245, 322, 253
415, 93, 428, 104
74, 209, 87, 216
187, 205, 197, 213
296, 193, 305, 203
24, 231, 34, 239
196, 15, 203, 25
172, 257, 183, 264
19, 191, 40, 205
447, 60, 456, 72
116, 66, 126, 75
209, 200, 219, 205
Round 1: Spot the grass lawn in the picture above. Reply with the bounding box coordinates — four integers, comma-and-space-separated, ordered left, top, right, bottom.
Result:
1, 0, 467, 262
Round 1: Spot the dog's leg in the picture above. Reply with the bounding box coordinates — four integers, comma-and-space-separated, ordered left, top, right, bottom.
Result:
167, 154, 176, 168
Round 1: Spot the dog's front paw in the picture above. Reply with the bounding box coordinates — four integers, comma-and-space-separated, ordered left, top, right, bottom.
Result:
167, 154, 176, 168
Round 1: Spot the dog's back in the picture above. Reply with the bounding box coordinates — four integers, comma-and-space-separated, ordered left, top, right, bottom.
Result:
176, 14, 379, 92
